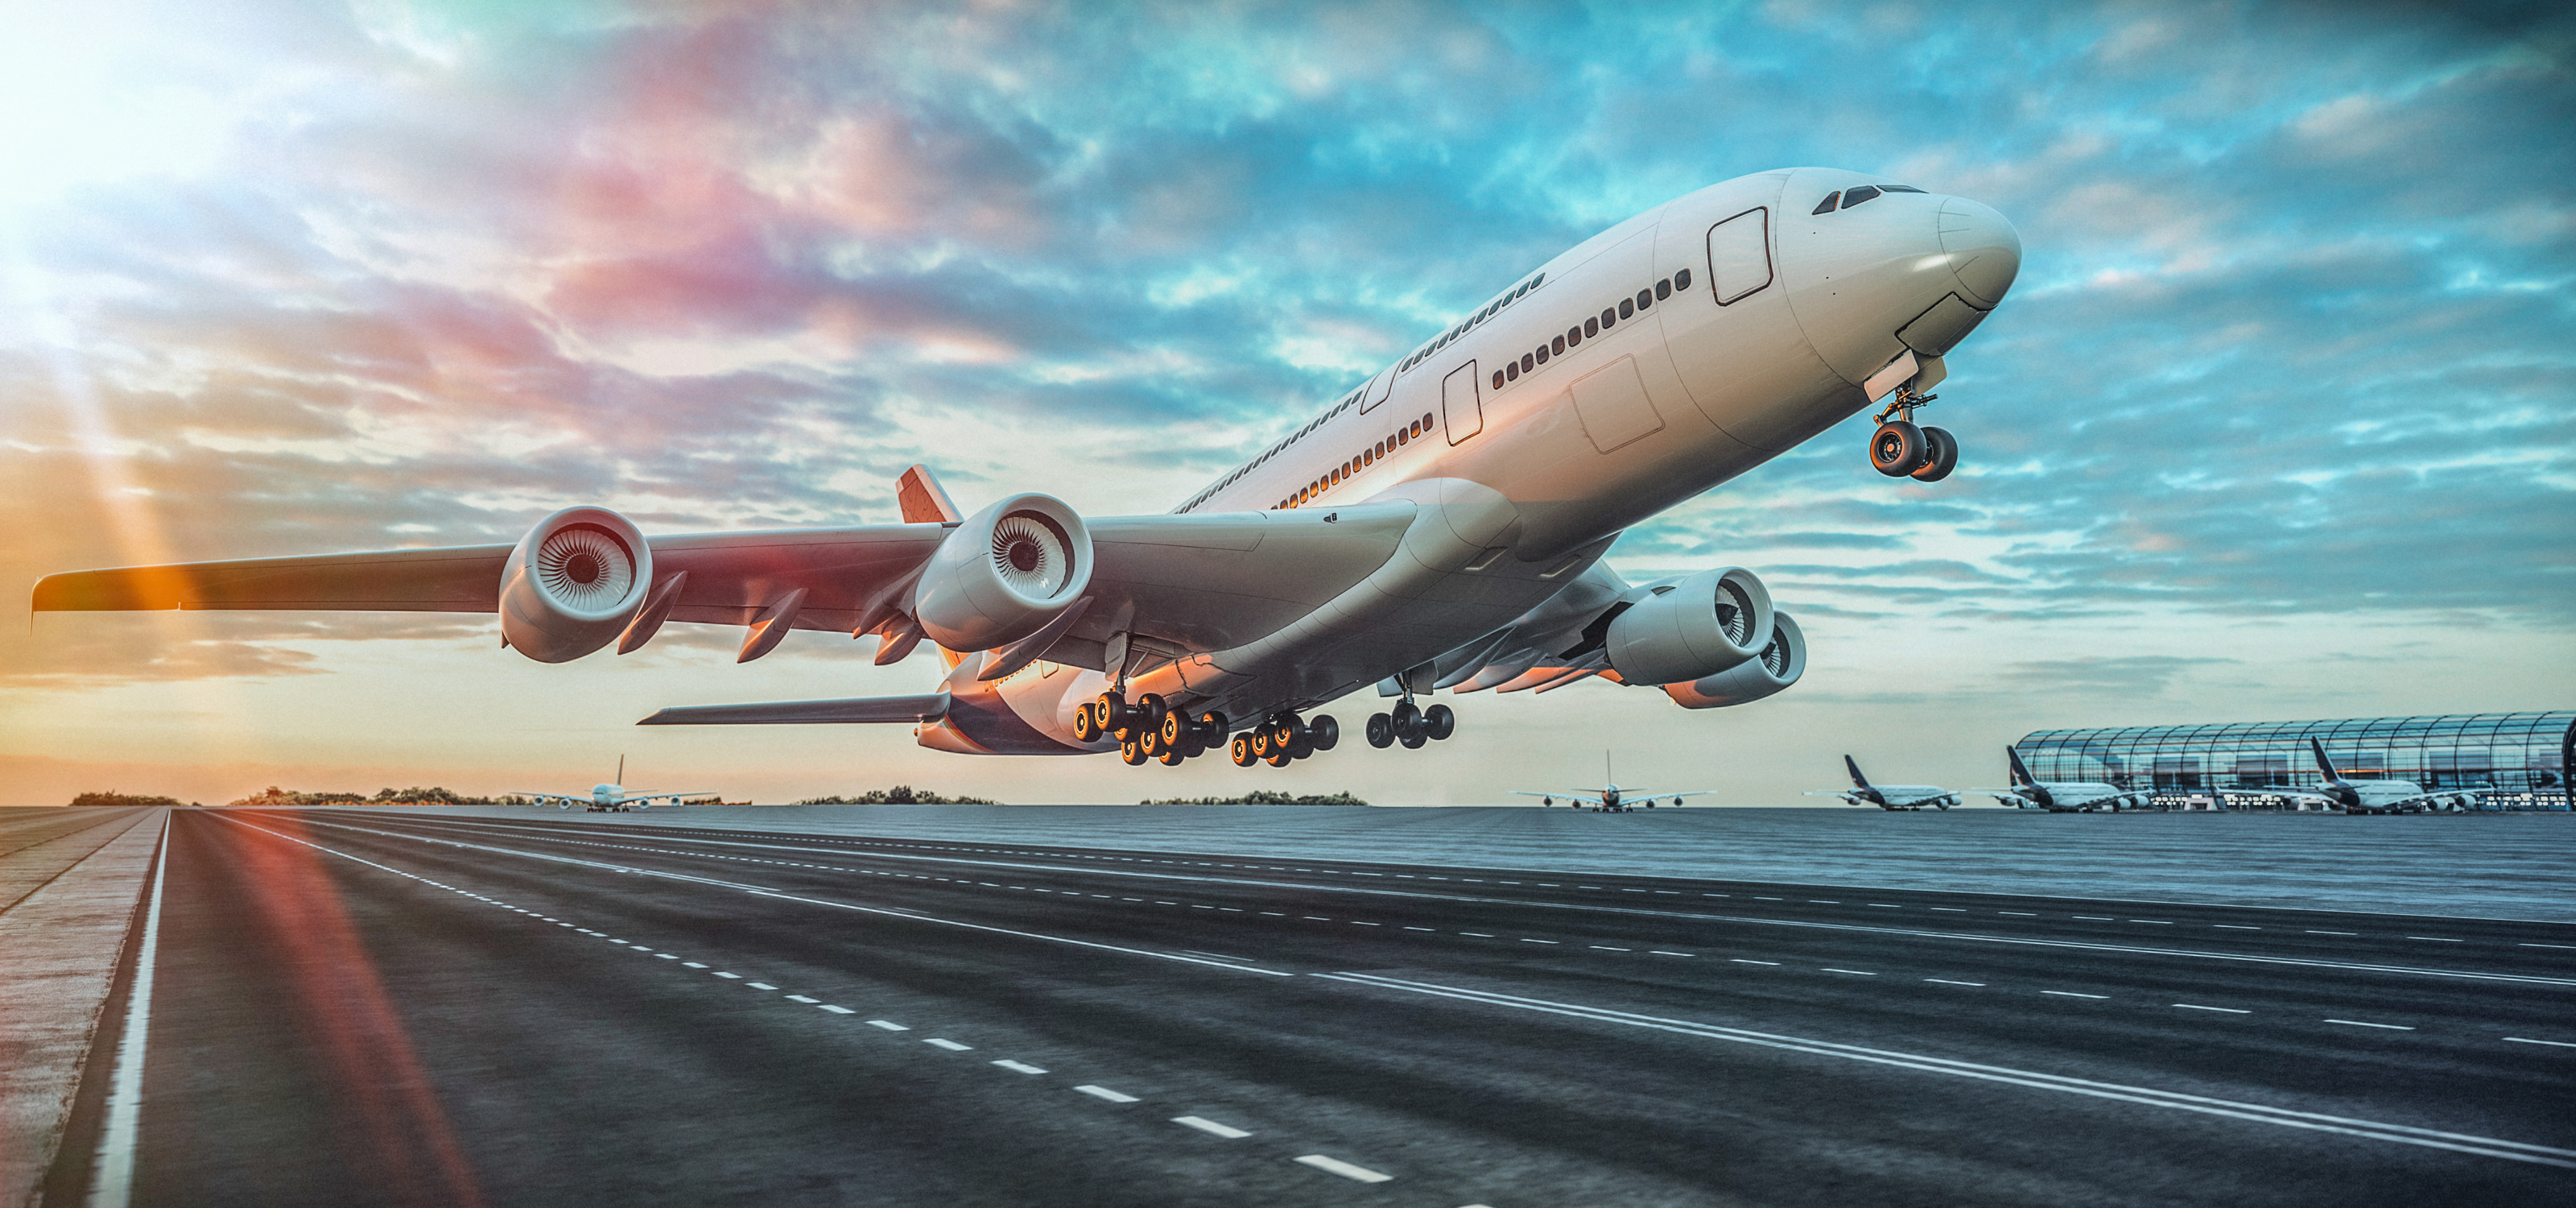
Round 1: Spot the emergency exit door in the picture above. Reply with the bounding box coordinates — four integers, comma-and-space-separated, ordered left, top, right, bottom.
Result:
1442, 361, 1482, 445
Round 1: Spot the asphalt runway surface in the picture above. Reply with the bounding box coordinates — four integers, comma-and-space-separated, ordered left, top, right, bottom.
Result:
60, 809, 2576, 1206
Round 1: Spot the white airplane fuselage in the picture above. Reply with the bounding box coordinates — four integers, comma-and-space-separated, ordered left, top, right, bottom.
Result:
926, 167, 2017, 755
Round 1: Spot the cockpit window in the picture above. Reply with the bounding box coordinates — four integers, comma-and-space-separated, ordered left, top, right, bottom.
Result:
1811, 191, 1840, 215
1880, 184, 1925, 193
1840, 185, 1882, 209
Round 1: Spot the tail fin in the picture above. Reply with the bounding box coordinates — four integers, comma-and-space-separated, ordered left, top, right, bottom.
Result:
2005, 746, 2035, 788
2309, 738, 2350, 786
1843, 755, 1870, 789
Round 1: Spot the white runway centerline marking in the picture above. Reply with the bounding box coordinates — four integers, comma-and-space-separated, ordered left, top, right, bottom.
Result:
748, 983, 778, 991
1075, 1085, 1137, 1103
992, 1060, 1047, 1074
818, 1005, 855, 1015
2174, 1003, 2251, 1014
1732, 959, 1779, 966
1173, 1115, 1251, 1139
2214, 925, 2261, 930
2504, 1036, 2576, 1049
784, 995, 819, 1003
2044, 991, 2108, 999
1294, 1154, 1393, 1183
1926, 978, 1986, 987
712, 972, 741, 978
2326, 1019, 2414, 1030
924, 1038, 972, 1051
1823, 969, 1877, 976
2306, 930, 2359, 937
867, 1020, 910, 1031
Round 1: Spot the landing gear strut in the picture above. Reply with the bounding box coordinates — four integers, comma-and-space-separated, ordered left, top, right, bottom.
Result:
1869, 385, 1958, 482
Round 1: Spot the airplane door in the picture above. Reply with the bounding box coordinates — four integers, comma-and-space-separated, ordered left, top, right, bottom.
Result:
1705, 207, 1773, 304
1441, 361, 1482, 444
1359, 365, 1395, 414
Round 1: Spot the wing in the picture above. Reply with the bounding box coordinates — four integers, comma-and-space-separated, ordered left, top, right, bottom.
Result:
1802, 792, 1866, 805
33, 499, 1418, 666
617, 790, 714, 803
639, 693, 952, 726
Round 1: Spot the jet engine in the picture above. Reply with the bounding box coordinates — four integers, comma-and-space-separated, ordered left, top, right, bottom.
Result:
499, 505, 653, 664
1602, 568, 1775, 687
914, 493, 1093, 652
1665, 613, 1806, 709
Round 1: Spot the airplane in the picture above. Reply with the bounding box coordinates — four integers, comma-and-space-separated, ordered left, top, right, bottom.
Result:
2275, 738, 2478, 815
1975, 746, 2153, 812
1806, 755, 1959, 810
511, 757, 712, 813
1511, 752, 1713, 811
33, 168, 2021, 771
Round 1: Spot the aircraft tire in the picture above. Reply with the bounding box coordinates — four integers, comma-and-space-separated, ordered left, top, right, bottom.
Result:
1399, 726, 1426, 750
1912, 425, 1959, 482
1870, 420, 1924, 477
1249, 727, 1275, 760
1307, 714, 1340, 751
1138, 727, 1164, 759
1158, 746, 1185, 767
1365, 713, 1395, 748
1231, 734, 1257, 767
1072, 705, 1101, 743
1137, 693, 1170, 733
1120, 738, 1146, 765
1423, 704, 1455, 740
1159, 709, 1187, 749
1265, 750, 1292, 767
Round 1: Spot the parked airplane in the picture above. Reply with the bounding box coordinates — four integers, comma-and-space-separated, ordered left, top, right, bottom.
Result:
1806, 755, 1959, 810
513, 757, 710, 813
1512, 753, 1712, 810
35, 168, 2019, 770
1975, 747, 2153, 812
2277, 739, 2477, 814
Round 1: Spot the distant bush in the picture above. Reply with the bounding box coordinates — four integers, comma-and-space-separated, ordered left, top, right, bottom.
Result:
1139, 791, 1369, 806
68, 791, 182, 807
796, 785, 1000, 805
225, 784, 503, 806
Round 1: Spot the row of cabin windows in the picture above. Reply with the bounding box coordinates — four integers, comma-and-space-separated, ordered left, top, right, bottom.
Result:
1402, 272, 1545, 374
1809, 183, 1925, 215
1490, 268, 1692, 391
1279, 412, 1435, 509
1182, 387, 1372, 512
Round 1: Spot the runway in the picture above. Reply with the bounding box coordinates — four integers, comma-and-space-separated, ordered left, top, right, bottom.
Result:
57, 809, 2576, 1206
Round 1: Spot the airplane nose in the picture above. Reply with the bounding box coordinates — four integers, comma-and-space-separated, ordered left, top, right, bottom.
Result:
1937, 197, 2021, 308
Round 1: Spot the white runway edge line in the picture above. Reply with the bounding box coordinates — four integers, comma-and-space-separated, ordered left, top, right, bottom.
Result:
1314, 973, 2576, 1169
86, 813, 171, 1208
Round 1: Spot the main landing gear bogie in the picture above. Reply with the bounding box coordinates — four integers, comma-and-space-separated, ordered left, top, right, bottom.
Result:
1868, 387, 1959, 483
1365, 700, 1454, 750
1090, 687, 1451, 770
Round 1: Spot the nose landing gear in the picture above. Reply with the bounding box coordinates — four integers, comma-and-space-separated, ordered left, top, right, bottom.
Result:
1868, 386, 1958, 482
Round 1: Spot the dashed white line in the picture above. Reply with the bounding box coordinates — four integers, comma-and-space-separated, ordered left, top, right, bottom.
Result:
2306, 930, 2359, 937
1930, 907, 1965, 912
712, 972, 741, 979
993, 1060, 1048, 1074
2175, 1003, 2250, 1014
1823, 969, 1876, 976
1075, 1085, 1138, 1103
2504, 1036, 2576, 1049
2129, 920, 2173, 925
1520, 938, 1558, 945
682, 962, 707, 968
1590, 946, 1631, 952
2407, 937, 2462, 942
1732, 959, 1779, 966
1999, 911, 2037, 916
1650, 951, 1693, 957
2214, 925, 2261, 930
925, 1039, 972, 1051
1926, 978, 1985, 987
1461, 932, 1493, 937
784, 995, 819, 1003
1404, 926, 1435, 932
818, 1005, 855, 1015
2044, 991, 2107, 999
867, 1020, 910, 1032
2326, 1019, 2414, 1030
2074, 916, 2114, 920
747, 983, 778, 991
2521, 943, 2576, 950
1173, 1116, 1251, 1139
1294, 1154, 1392, 1183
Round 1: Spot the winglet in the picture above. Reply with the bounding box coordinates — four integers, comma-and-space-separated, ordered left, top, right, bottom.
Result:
897, 465, 964, 525
1843, 755, 1870, 790
2005, 745, 2036, 788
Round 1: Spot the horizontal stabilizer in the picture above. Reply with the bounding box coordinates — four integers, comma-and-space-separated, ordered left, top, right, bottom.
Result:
638, 693, 950, 726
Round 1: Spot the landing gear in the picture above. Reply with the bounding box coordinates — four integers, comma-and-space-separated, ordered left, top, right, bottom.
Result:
1868, 385, 1959, 482
1368, 693, 1456, 752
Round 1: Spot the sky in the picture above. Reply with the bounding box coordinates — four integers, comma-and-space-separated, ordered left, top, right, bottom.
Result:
2, 0, 2570, 807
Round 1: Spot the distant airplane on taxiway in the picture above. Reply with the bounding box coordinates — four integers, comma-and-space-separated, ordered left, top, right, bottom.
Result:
1808, 755, 1961, 810
512, 757, 710, 813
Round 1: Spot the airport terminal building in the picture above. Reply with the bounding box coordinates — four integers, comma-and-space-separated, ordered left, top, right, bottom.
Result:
2013, 712, 2574, 811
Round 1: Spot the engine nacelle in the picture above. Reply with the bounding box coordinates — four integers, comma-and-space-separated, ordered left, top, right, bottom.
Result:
1665, 612, 1806, 709
1603, 567, 1775, 687
914, 493, 1093, 652
499, 506, 653, 664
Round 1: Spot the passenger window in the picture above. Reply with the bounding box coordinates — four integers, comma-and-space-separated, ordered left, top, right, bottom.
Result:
1620, 298, 1633, 318
1533, 345, 1546, 366
1520, 353, 1534, 372
1397, 427, 1409, 444
1491, 370, 1505, 389
1812, 192, 1840, 214
1636, 288, 1652, 310
1566, 325, 1580, 347
1586, 316, 1600, 337
1505, 361, 1519, 381
1841, 185, 1880, 209
1551, 335, 1565, 354
1674, 267, 1691, 290
1656, 279, 1671, 300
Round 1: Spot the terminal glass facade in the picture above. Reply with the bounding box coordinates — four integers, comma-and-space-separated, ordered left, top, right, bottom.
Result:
2015, 713, 2574, 806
